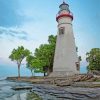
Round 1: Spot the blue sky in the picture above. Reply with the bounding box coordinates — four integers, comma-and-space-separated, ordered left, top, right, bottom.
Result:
0, 0, 100, 76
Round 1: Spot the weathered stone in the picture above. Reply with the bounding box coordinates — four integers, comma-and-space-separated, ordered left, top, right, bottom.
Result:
87, 77, 98, 82
72, 74, 94, 82
91, 70, 100, 76
12, 86, 32, 90
55, 79, 73, 86
82, 74, 93, 81
31, 85, 100, 100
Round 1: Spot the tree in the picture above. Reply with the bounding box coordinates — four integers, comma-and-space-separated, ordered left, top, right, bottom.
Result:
34, 35, 56, 75
26, 55, 35, 76
27, 54, 47, 76
9, 46, 30, 78
34, 44, 52, 76
86, 48, 100, 71
47, 35, 57, 74
26, 35, 56, 76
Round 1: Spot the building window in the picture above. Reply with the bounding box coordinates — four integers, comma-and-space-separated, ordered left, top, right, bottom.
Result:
59, 27, 65, 35
75, 62, 80, 71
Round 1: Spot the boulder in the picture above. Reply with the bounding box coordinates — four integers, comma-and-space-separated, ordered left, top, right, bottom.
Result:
55, 79, 73, 86
92, 70, 100, 76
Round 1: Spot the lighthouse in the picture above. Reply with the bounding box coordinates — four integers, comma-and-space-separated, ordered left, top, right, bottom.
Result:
50, 1, 80, 77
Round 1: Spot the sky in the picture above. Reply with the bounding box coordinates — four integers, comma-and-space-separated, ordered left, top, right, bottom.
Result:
0, 0, 100, 76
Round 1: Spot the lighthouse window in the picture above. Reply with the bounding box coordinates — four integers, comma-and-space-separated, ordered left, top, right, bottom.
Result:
59, 27, 65, 35
76, 62, 80, 71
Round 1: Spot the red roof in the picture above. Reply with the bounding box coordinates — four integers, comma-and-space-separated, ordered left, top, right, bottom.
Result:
56, 13, 73, 22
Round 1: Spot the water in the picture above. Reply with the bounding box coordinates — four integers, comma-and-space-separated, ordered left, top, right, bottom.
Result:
0, 78, 59, 100
0, 62, 87, 77
0, 78, 42, 100
0, 63, 44, 77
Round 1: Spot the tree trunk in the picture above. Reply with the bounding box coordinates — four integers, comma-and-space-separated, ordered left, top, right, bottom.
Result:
43, 66, 47, 76
47, 65, 53, 76
18, 64, 20, 79
50, 65, 53, 72
47, 67, 50, 76
31, 70, 33, 77
44, 72, 46, 76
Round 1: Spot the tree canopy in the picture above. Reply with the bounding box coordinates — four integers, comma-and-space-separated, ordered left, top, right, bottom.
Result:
86, 48, 100, 71
26, 55, 35, 76
26, 35, 57, 76
9, 46, 30, 78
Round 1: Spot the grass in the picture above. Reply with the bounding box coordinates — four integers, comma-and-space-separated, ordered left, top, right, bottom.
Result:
26, 92, 42, 100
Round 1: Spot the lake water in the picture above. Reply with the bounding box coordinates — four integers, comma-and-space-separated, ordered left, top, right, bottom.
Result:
0, 62, 87, 77
0, 77, 42, 100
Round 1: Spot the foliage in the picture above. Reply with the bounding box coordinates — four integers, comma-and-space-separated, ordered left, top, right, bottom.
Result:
34, 35, 56, 75
86, 48, 100, 71
26, 55, 35, 76
26, 35, 56, 76
78, 56, 82, 61
9, 46, 30, 78
26, 92, 42, 100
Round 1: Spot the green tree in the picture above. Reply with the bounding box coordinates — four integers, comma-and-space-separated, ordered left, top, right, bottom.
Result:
27, 54, 47, 76
47, 35, 57, 74
34, 44, 52, 76
26, 55, 35, 76
9, 46, 30, 78
86, 48, 100, 71
34, 35, 56, 75
26, 35, 56, 76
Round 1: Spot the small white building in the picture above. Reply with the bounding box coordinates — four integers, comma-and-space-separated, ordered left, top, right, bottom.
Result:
50, 1, 80, 77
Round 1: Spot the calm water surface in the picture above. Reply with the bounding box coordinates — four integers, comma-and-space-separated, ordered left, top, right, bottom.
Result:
0, 77, 42, 100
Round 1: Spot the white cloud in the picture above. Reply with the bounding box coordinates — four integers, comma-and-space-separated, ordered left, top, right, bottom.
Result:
0, 26, 28, 40
0, 23, 51, 64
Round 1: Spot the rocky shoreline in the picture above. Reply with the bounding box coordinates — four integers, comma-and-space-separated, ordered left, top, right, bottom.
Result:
6, 74, 100, 88
30, 85, 100, 100
5, 74, 100, 100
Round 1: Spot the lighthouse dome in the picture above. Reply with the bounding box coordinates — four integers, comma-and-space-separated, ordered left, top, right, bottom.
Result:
56, 1, 73, 22
59, 1, 70, 12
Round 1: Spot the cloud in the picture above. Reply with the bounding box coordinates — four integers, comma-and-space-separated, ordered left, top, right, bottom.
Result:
0, 26, 28, 40
0, 57, 2, 60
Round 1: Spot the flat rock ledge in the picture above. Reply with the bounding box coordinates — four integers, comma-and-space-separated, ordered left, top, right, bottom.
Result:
12, 86, 33, 90
72, 82, 100, 88
7, 74, 100, 88
31, 85, 100, 100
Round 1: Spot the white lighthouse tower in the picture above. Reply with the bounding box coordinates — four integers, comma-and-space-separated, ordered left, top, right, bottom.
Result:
50, 1, 80, 77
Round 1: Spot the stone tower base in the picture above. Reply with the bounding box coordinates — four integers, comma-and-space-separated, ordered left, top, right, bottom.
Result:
49, 71, 79, 77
